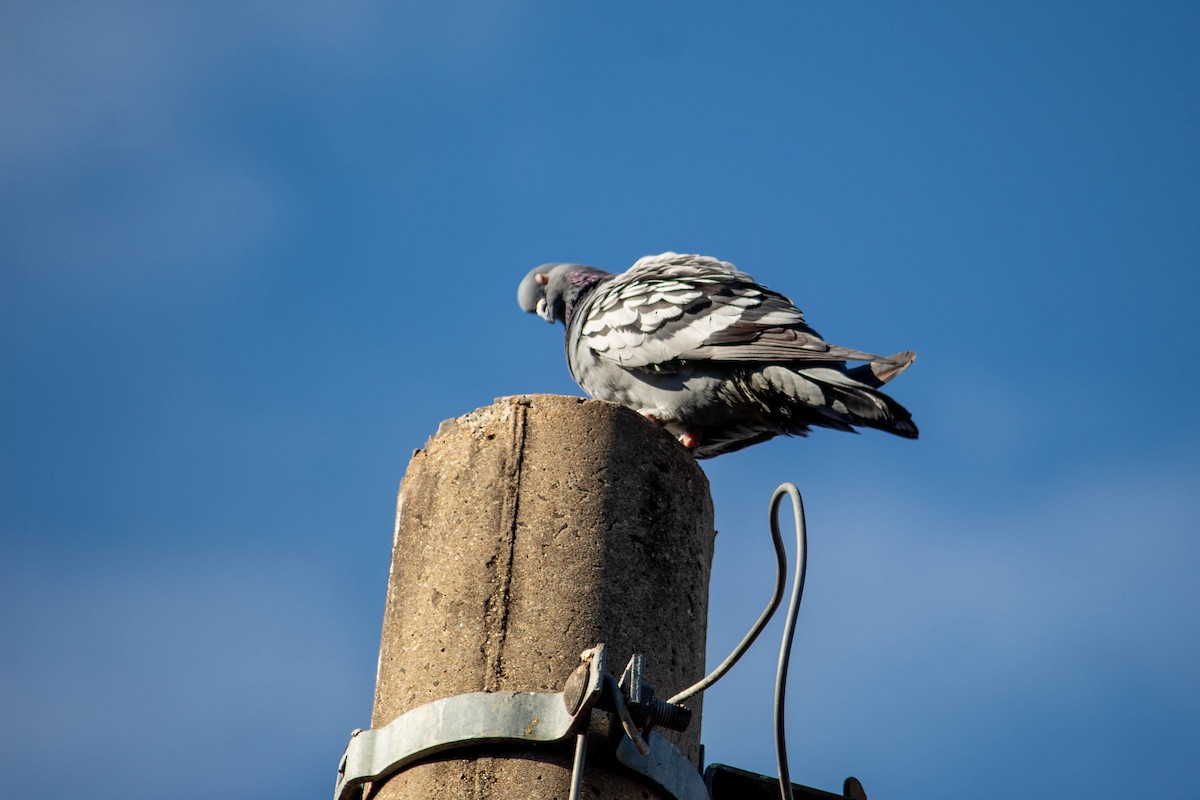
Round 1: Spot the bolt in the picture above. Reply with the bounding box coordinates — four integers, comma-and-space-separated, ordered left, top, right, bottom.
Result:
644, 697, 692, 732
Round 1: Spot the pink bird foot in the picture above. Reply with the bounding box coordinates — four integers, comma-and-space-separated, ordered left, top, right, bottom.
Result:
637, 411, 701, 453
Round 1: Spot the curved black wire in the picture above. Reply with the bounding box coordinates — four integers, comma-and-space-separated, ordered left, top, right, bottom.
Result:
771, 483, 807, 800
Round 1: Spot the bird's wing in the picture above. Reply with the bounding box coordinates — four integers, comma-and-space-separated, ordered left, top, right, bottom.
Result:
579, 252, 871, 368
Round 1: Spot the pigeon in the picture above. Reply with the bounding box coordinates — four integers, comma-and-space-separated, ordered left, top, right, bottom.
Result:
517, 252, 918, 458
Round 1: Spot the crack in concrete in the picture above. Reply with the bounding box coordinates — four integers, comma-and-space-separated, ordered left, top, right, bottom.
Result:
483, 399, 527, 691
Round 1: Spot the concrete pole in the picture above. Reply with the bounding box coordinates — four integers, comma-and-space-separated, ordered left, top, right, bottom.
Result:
370, 394, 716, 799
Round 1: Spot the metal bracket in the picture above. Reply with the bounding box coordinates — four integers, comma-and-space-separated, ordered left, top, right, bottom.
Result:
335, 646, 606, 800
616, 731, 711, 800
334, 644, 709, 800
617, 653, 693, 738
704, 763, 869, 800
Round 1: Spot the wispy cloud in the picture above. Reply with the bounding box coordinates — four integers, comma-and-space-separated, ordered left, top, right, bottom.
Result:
0, 1, 534, 173
1, 1, 534, 310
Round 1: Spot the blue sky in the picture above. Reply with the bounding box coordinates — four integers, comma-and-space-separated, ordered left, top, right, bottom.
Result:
2, 2, 1198, 798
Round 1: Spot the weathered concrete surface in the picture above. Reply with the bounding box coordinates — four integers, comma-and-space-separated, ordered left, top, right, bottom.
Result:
371, 394, 716, 799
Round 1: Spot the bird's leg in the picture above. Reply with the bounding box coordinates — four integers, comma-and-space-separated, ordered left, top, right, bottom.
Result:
638, 411, 701, 453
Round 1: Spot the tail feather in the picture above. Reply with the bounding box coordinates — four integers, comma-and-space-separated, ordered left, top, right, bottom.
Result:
844, 350, 917, 387
792, 366, 919, 440
823, 379, 918, 439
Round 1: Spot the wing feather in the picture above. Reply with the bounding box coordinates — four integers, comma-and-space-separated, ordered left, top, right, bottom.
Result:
579, 252, 866, 369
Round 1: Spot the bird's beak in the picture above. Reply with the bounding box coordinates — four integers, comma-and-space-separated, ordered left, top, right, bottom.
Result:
536, 297, 554, 323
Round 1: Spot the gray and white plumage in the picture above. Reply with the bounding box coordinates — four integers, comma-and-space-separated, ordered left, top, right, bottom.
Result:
517, 252, 918, 458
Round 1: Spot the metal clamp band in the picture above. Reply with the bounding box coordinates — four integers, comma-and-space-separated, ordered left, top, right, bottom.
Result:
334, 644, 710, 800
335, 646, 606, 800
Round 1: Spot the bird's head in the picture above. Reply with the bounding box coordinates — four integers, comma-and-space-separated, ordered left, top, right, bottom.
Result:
517, 263, 582, 324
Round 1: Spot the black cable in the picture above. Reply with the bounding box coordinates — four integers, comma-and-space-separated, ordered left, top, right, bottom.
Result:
771, 483, 807, 800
